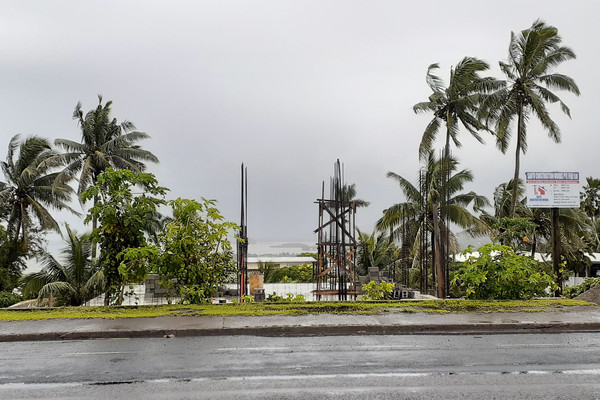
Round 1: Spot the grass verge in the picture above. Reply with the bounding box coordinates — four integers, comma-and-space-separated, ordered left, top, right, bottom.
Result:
0, 299, 594, 321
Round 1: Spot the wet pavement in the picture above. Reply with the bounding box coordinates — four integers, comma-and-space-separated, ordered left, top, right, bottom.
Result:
2, 306, 600, 341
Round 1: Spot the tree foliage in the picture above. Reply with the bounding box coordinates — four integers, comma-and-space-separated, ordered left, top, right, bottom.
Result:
155, 198, 239, 304
82, 168, 167, 305
259, 262, 314, 283
452, 244, 556, 300
0, 135, 76, 251
55, 96, 159, 198
21, 224, 104, 306
414, 57, 501, 159
483, 20, 580, 216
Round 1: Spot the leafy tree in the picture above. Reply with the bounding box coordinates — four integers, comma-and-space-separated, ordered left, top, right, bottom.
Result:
155, 198, 239, 304
82, 168, 167, 305
21, 224, 104, 306
0, 135, 76, 252
0, 291, 22, 308
484, 20, 580, 217
452, 243, 557, 300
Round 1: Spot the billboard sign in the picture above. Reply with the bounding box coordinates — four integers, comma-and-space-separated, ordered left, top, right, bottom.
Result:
525, 171, 580, 208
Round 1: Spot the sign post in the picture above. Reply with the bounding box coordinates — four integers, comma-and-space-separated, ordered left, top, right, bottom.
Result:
525, 172, 580, 296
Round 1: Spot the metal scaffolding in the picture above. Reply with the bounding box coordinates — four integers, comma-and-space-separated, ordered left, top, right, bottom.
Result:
237, 163, 248, 300
314, 160, 359, 301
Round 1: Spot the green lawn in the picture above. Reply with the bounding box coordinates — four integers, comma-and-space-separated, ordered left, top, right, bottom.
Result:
0, 299, 593, 321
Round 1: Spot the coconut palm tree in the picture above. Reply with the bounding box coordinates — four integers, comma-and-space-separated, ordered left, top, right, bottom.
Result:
340, 183, 370, 208
54, 96, 159, 199
377, 151, 489, 297
0, 135, 76, 252
21, 224, 104, 306
581, 177, 600, 222
414, 56, 502, 160
54, 97, 159, 257
484, 20, 580, 217
356, 229, 398, 276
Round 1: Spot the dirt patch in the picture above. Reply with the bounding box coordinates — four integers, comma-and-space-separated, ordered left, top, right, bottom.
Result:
574, 285, 600, 305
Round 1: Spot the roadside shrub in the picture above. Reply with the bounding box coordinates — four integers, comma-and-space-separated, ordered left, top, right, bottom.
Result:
451, 244, 557, 300
563, 277, 600, 299
0, 291, 22, 308
265, 293, 306, 302
362, 281, 395, 300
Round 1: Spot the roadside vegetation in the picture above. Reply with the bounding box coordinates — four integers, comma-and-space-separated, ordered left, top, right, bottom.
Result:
0, 299, 593, 321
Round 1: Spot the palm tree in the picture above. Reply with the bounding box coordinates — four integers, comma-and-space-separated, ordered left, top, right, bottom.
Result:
414, 57, 502, 160
0, 135, 76, 252
484, 20, 580, 217
356, 229, 398, 276
340, 183, 370, 208
55, 96, 159, 199
581, 177, 600, 222
377, 151, 489, 297
54, 96, 159, 257
21, 224, 104, 306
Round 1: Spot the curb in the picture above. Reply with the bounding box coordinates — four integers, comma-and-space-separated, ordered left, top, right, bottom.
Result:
2, 322, 600, 342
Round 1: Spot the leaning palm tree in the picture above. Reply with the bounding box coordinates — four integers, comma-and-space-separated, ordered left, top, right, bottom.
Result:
21, 224, 104, 306
483, 20, 580, 217
0, 135, 76, 252
414, 57, 502, 160
377, 151, 489, 297
55, 96, 159, 199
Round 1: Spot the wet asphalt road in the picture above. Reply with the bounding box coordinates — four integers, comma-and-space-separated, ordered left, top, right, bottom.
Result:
1, 333, 599, 399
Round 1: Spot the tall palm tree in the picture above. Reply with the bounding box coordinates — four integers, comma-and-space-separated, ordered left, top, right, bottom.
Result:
54, 96, 159, 256
414, 57, 500, 296
0, 135, 75, 252
377, 151, 489, 297
414, 57, 502, 160
55, 96, 159, 199
484, 20, 580, 217
21, 224, 104, 306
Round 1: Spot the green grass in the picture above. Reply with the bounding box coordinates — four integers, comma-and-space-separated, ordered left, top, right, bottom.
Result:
0, 299, 594, 321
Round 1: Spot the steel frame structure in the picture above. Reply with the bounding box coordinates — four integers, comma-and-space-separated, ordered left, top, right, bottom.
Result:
314, 160, 359, 301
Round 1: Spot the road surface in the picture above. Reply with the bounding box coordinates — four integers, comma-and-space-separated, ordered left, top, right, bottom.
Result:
1, 333, 599, 399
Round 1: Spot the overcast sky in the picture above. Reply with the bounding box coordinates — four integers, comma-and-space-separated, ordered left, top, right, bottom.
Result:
0, 1, 596, 247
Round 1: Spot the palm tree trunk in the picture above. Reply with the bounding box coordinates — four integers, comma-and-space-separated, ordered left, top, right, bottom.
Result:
432, 203, 445, 298
510, 108, 524, 218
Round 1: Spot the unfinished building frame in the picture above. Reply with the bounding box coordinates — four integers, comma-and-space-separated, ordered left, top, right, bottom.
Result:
314, 160, 359, 300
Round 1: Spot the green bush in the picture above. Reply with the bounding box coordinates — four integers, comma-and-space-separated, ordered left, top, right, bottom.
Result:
451, 244, 557, 300
362, 281, 395, 300
563, 277, 600, 299
0, 291, 22, 308
265, 293, 306, 302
